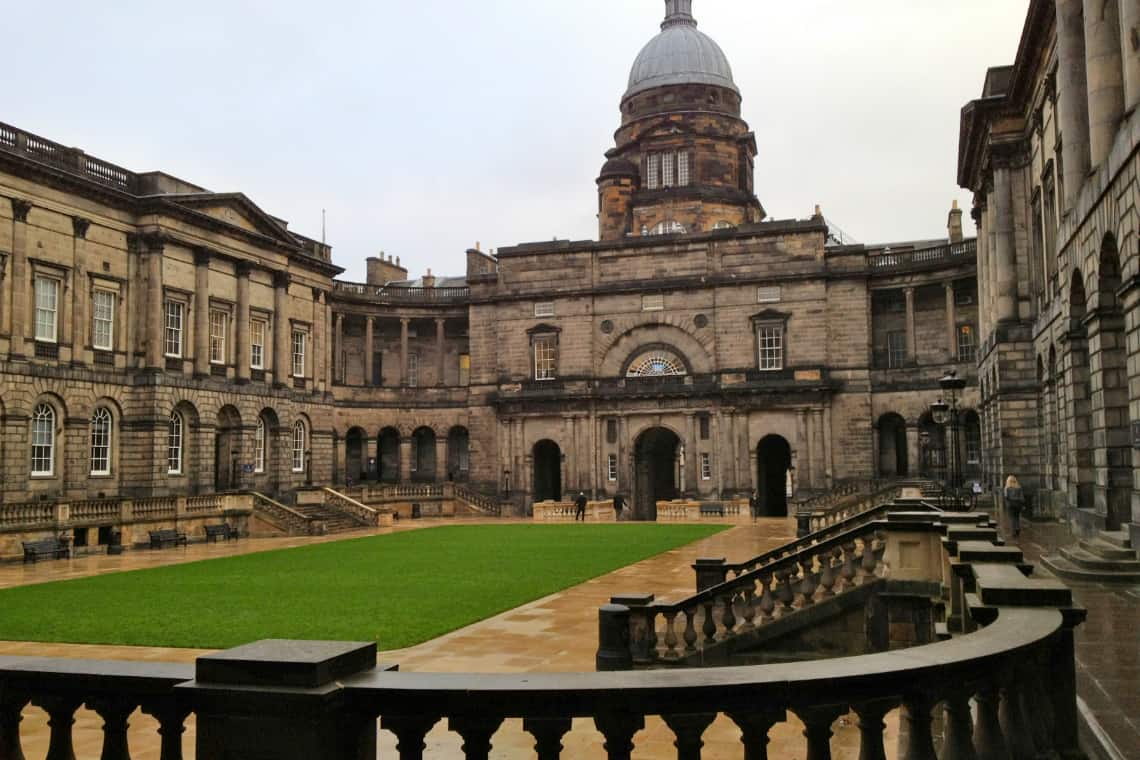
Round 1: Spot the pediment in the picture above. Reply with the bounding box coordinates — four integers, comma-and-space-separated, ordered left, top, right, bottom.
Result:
165, 193, 295, 246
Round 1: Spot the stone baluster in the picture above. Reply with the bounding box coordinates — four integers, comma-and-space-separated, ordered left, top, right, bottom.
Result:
853, 700, 893, 760
860, 537, 878, 582
34, 696, 81, 760
663, 713, 716, 760
941, 691, 978, 760
720, 592, 737, 635
818, 549, 837, 598
682, 609, 698, 653
701, 601, 717, 643
776, 569, 795, 615
999, 680, 1036, 760
740, 582, 757, 631
798, 557, 817, 605
383, 715, 440, 760
449, 716, 503, 760
141, 700, 190, 760
88, 698, 134, 760
755, 575, 775, 623
662, 611, 680, 658
594, 712, 644, 760
899, 694, 938, 760
972, 686, 1008, 760
840, 542, 858, 589
0, 692, 28, 760
795, 706, 843, 760
522, 717, 572, 760
728, 708, 784, 760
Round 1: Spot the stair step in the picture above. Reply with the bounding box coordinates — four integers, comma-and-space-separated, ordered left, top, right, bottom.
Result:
1079, 539, 1137, 561
1041, 555, 1140, 583
1059, 546, 1140, 572
1100, 531, 1133, 550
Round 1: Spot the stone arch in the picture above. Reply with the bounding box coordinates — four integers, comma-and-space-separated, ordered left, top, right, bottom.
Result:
378, 427, 401, 483
532, 439, 562, 503
600, 322, 713, 377
634, 427, 682, 520
255, 407, 282, 493
960, 409, 982, 478
345, 427, 369, 484
876, 413, 908, 478
411, 426, 437, 483
755, 435, 793, 517
168, 400, 200, 490
447, 426, 470, 481
214, 405, 243, 491
29, 393, 67, 481
88, 397, 124, 482
291, 414, 312, 479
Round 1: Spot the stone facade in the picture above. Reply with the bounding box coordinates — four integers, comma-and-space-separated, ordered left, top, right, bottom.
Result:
959, 0, 1140, 542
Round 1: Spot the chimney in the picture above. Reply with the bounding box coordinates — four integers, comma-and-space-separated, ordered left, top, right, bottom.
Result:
813, 204, 823, 219
423, 268, 437, 288
947, 200, 964, 243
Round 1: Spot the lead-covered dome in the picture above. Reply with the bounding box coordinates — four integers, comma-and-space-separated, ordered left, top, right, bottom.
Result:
624, 0, 738, 101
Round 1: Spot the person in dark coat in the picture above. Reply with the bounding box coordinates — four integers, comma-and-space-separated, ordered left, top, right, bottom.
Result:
1004, 475, 1025, 538
574, 492, 588, 522
612, 493, 626, 519
749, 490, 761, 521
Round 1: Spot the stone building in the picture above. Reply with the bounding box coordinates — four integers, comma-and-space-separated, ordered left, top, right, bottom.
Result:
959, 0, 1140, 549
0, 0, 980, 519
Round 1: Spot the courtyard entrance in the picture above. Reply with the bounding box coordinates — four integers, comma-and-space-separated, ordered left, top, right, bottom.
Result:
635, 427, 681, 521
379, 428, 400, 483
345, 427, 367, 483
532, 440, 562, 502
877, 413, 909, 477
214, 406, 242, 492
755, 435, 792, 517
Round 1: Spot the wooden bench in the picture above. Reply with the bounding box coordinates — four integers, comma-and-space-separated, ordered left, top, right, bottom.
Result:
149, 529, 188, 549
204, 523, 239, 543
22, 537, 70, 563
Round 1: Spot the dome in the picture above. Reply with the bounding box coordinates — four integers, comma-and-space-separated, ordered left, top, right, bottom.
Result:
598, 157, 639, 180
624, 0, 738, 101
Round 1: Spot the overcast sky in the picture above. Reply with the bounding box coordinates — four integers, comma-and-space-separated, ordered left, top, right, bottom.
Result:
5, 1, 1028, 281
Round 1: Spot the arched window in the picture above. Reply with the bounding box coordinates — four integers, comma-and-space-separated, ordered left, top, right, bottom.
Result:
255, 418, 266, 473
90, 407, 112, 476
627, 351, 687, 377
167, 411, 184, 475
31, 404, 56, 476
292, 421, 306, 473
650, 220, 687, 236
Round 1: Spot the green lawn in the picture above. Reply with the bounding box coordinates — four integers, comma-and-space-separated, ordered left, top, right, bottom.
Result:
0, 524, 725, 650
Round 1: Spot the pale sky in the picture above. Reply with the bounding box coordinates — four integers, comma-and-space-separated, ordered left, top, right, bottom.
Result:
4, 1, 1028, 281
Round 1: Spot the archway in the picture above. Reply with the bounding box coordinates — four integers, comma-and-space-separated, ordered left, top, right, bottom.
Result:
412, 427, 437, 483
876, 413, 909, 477
257, 408, 281, 494
378, 428, 400, 483
918, 413, 945, 480
447, 427, 470, 481
214, 406, 242, 492
532, 440, 562, 502
345, 427, 367, 484
961, 410, 982, 480
755, 435, 792, 517
635, 427, 681, 521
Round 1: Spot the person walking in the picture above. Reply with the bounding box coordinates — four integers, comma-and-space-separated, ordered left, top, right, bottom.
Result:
1004, 475, 1025, 538
749, 490, 761, 521
612, 493, 626, 520
574, 491, 588, 522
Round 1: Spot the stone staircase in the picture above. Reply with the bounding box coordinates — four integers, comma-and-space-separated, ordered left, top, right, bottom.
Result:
290, 502, 368, 534
1042, 531, 1140, 583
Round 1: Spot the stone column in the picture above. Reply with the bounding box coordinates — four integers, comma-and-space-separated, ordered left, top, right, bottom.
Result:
945, 281, 958, 361
904, 287, 917, 364
1121, 0, 1140, 112
435, 436, 448, 482
310, 289, 324, 392
365, 316, 375, 387
821, 407, 834, 486
193, 249, 211, 377
236, 263, 252, 383
8, 199, 31, 360
1084, 0, 1125, 167
332, 312, 343, 385
272, 272, 290, 387
400, 318, 410, 386
399, 436, 412, 483
325, 300, 334, 390
798, 410, 812, 491
1057, 0, 1093, 210
907, 424, 921, 479
686, 413, 699, 494
993, 167, 1018, 323
974, 207, 990, 341
729, 412, 741, 491
145, 235, 165, 370
71, 217, 91, 366
435, 318, 446, 387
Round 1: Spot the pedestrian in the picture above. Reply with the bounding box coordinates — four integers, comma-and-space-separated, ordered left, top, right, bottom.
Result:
1004, 475, 1025, 538
575, 491, 588, 522
749, 490, 761, 521
612, 493, 625, 520
970, 480, 983, 511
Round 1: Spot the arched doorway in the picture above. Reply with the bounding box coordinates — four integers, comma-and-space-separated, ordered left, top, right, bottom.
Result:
447, 427, 470, 481
635, 427, 681, 521
918, 413, 944, 480
876, 413, 909, 477
378, 428, 400, 483
755, 435, 792, 517
214, 406, 242, 492
345, 427, 367, 484
533, 440, 562, 502
1095, 236, 1133, 529
412, 427, 437, 483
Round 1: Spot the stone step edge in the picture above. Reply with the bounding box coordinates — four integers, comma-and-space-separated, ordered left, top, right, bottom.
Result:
1041, 555, 1140, 583
1059, 546, 1140, 572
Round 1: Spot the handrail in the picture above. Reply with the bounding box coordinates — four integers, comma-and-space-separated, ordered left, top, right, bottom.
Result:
453, 485, 501, 516
323, 488, 384, 526
868, 238, 977, 272
332, 281, 470, 303
250, 491, 314, 535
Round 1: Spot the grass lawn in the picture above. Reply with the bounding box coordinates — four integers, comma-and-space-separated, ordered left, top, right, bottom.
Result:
0, 524, 725, 650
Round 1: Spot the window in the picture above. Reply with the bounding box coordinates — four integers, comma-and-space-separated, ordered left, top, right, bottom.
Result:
534, 302, 555, 318
407, 353, 420, 387
534, 335, 558, 381
606, 419, 619, 444
699, 415, 710, 440
459, 353, 471, 386
92, 290, 115, 351
627, 351, 686, 377
31, 404, 55, 476
887, 331, 907, 369
607, 454, 618, 482
965, 420, 982, 464
757, 286, 782, 304
647, 154, 661, 190
291, 330, 307, 377
164, 300, 184, 357
250, 318, 266, 369
642, 293, 665, 311
292, 421, 306, 472
662, 152, 675, 187
713, 221, 736, 231
700, 453, 712, 481
649, 221, 686, 236
757, 325, 785, 371
90, 407, 112, 475
34, 277, 59, 343
254, 417, 266, 473
646, 151, 691, 189
677, 152, 690, 186
209, 309, 228, 364
167, 411, 184, 474
958, 324, 977, 363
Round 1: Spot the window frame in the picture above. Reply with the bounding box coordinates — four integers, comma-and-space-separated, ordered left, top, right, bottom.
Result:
292, 421, 306, 473
167, 411, 184, 475
887, 331, 908, 369
756, 323, 785, 372
534, 302, 555, 318
164, 299, 186, 359
90, 407, 113, 476
700, 452, 712, 481
34, 276, 61, 344
92, 289, 116, 352
642, 293, 665, 312
254, 417, 266, 473
209, 307, 229, 365
957, 323, 977, 363
533, 334, 558, 381
407, 352, 420, 388
250, 317, 267, 370
31, 403, 56, 477
607, 453, 618, 482
291, 329, 308, 378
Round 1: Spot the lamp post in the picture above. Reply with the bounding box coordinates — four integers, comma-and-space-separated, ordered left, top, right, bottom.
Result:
930, 369, 968, 510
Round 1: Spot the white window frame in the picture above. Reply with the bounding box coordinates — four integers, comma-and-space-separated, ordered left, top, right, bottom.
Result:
607, 453, 618, 482
90, 407, 112, 476
757, 324, 785, 372
647, 154, 661, 190
700, 452, 712, 481
254, 417, 266, 473
957, 324, 977, 363
407, 352, 420, 388
164, 300, 185, 358
209, 308, 228, 365
887, 331, 907, 369
34, 277, 60, 344
250, 318, 267, 370
642, 293, 665, 312
92, 289, 116, 351
677, 152, 690, 186
291, 330, 307, 378
757, 286, 782, 304
533, 335, 558, 381
292, 421, 306, 473
167, 411, 184, 475
31, 403, 56, 476
534, 302, 555, 318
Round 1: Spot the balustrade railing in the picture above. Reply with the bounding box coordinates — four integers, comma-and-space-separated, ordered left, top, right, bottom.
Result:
185, 495, 223, 514
453, 485, 501, 516
68, 499, 120, 524
868, 238, 977, 272
332, 281, 470, 304
0, 120, 138, 193
323, 488, 386, 526
0, 502, 55, 529
250, 492, 315, 535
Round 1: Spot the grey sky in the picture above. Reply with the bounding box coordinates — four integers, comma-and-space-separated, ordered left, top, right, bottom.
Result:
5, 1, 1027, 281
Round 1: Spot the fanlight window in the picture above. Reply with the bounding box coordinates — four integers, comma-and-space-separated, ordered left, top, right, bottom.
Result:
627, 351, 687, 377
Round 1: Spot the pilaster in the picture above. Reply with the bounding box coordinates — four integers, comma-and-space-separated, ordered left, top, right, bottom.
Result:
1056, 0, 1093, 211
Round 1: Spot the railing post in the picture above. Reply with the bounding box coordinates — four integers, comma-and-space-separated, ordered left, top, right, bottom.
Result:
728, 708, 784, 760
33, 695, 81, 760
899, 693, 938, 760
594, 712, 644, 760
794, 705, 844, 760
383, 714, 440, 760
662, 713, 716, 760
596, 603, 632, 671
693, 558, 728, 592
141, 699, 190, 760
0, 691, 28, 760
852, 700, 893, 760
522, 717, 572, 760
611, 594, 656, 665
448, 715, 503, 760
972, 685, 1007, 760
88, 698, 134, 760
1048, 610, 1087, 759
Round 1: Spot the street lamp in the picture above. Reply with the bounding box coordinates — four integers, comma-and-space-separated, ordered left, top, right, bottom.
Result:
930, 369, 967, 510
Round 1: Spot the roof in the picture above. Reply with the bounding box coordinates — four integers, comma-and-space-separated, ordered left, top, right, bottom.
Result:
624, 0, 738, 101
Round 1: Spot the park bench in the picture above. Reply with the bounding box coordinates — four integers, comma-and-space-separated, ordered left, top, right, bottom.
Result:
21, 537, 70, 563
700, 503, 726, 518
148, 529, 188, 549
204, 523, 239, 543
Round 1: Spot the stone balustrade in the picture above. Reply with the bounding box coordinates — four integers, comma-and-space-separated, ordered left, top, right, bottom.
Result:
532, 501, 617, 522
323, 488, 395, 527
